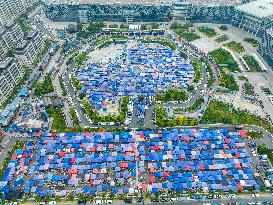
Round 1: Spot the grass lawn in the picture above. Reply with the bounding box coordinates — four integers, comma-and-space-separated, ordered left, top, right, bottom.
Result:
192, 60, 203, 83
170, 22, 200, 42
156, 89, 189, 102
224, 41, 245, 53
244, 38, 259, 48
200, 100, 273, 134
242, 55, 263, 72
215, 35, 229, 43
219, 69, 239, 91
247, 130, 262, 139
47, 106, 67, 132
209, 48, 240, 72
197, 26, 218, 37
176, 31, 200, 41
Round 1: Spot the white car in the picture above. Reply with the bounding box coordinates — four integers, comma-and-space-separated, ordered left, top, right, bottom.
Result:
48, 201, 57, 205
251, 193, 260, 198
227, 194, 236, 198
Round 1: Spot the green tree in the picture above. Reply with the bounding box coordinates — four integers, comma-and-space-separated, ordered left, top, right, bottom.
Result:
141, 24, 147, 30
35, 195, 41, 202
67, 193, 74, 201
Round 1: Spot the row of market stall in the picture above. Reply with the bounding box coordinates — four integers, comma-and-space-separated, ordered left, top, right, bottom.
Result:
0, 129, 260, 198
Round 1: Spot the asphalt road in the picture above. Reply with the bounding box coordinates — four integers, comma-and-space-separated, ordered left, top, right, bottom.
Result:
28, 6, 54, 38
19, 194, 273, 205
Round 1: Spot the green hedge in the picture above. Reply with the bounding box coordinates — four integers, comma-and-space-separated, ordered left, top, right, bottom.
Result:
242, 55, 262, 72
156, 89, 188, 102
75, 52, 87, 67
224, 41, 245, 53
171, 22, 200, 42
215, 35, 229, 43
197, 26, 218, 37
69, 107, 80, 127
200, 100, 273, 134
71, 76, 83, 91
244, 38, 259, 48
59, 77, 67, 96
209, 48, 240, 72
192, 60, 203, 83
205, 61, 216, 88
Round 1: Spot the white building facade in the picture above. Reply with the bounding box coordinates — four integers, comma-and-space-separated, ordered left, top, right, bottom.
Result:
0, 57, 24, 105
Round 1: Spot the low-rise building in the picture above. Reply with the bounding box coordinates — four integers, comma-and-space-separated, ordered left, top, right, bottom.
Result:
0, 57, 24, 105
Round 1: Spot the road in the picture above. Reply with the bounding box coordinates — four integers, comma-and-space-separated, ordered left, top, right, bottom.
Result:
19, 194, 273, 205
28, 6, 54, 38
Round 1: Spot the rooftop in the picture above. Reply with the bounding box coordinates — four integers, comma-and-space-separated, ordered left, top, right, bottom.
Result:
44, 0, 175, 4
0, 58, 14, 70
236, 0, 273, 18
185, 0, 243, 6
15, 40, 29, 52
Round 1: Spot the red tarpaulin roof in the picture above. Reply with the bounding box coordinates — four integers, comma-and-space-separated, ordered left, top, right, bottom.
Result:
11, 153, 17, 159
239, 130, 247, 138
67, 169, 77, 174
185, 136, 190, 141
237, 184, 243, 191
222, 170, 227, 175
185, 166, 191, 171
225, 138, 230, 143
59, 151, 65, 157
139, 183, 148, 190
199, 164, 205, 170
120, 162, 128, 168
149, 176, 155, 183
153, 146, 159, 151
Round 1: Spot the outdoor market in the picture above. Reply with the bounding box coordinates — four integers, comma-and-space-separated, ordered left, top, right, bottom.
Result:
0, 128, 263, 199
77, 43, 194, 114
